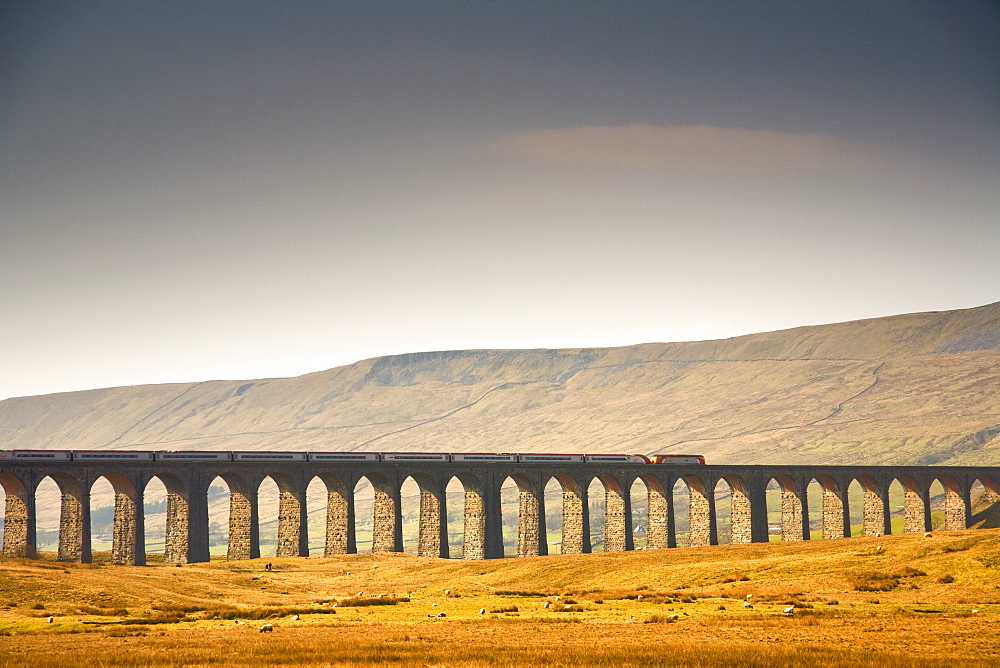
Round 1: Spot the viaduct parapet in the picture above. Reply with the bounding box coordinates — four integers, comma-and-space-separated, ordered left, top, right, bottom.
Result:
1, 461, 998, 564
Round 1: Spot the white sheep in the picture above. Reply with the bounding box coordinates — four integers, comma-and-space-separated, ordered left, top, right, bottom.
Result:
444, 589, 450, 595
783, 607, 795, 614
543, 602, 550, 609
432, 603, 438, 607
745, 594, 753, 600
743, 601, 753, 609
437, 612, 446, 618
290, 614, 300, 621
235, 621, 246, 626
563, 605, 573, 611
47, 616, 53, 623
259, 623, 274, 633
637, 595, 644, 600
876, 545, 883, 552
924, 532, 933, 538
667, 614, 679, 621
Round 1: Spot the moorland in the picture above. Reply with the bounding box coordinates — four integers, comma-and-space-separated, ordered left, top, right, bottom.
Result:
1, 529, 999, 667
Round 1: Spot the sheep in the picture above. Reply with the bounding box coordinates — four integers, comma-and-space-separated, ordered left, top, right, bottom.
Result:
667, 614, 679, 621
290, 614, 300, 621
235, 621, 246, 626
637, 595, 644, 600
259, 623, 274, 633
432, 603, 438, 607
745, 594, 753, 600
743, 601, 753, 609
437, 612, 446, 618
332, 603, 338, 608
876, 545, 883, 552
47, 616, 53, 623
783, 607, 795, 614
682, 612, 689, 617
543, 602, 550, 609
924, 532, 933, 538
875, 532, 882, 538
479, 608, 486, 614
563, 605, 573, 611
444, 589, 450, 595
555, 596, 561, 601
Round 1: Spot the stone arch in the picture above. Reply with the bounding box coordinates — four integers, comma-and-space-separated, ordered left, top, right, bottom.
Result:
893, 474, 930, 534
510, 473, 545, 558
544, 473, 587, 555
144, 471, 207, 564
586, 473, 630, 553
91, 472, 143, 565
451, 472, 487, 560
258, 472, 307, 557
367, 472, 400, 554
680, 475, 713, 547
396, 472, 445, 558
0, 472, 33, 558
720, 475, 754, 544
318, 473, 353, 555
851, 475, 889, 537
38, 472, 90, 563
813, 474, 848, 539
770, 475, 807, 542
634, 474, 670, 549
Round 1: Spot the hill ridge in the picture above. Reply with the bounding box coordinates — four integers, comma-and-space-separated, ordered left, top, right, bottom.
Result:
2, 302, 999, 466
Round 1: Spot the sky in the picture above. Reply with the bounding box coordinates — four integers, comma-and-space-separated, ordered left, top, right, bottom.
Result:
1, 0, 998, 401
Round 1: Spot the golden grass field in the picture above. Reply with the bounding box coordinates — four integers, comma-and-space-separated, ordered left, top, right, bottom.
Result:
1, 529, 999, 666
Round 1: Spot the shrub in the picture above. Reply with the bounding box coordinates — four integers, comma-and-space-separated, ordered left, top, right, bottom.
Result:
490, 606, 518, 614
718, 572, 749, 583
938, 574, 955, 584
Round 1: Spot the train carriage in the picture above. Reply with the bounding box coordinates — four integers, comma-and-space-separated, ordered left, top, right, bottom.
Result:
584, 454, 651, 464
0, 450, 73, 461
517, 453, 586, 463
307, 452, 381, 462
73, 450, 155, 461
233, 451, 308, 461
450, 453, 517, 462
381, 452, 451, 462
154, 451, 234, 461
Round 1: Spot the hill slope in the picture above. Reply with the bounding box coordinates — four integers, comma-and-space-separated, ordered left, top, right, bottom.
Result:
2, 302, 999, 465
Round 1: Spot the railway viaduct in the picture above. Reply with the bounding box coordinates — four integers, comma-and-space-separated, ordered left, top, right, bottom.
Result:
1, 460, 998, 564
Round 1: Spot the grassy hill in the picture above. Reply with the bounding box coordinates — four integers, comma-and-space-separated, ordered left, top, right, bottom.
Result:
2, 302, 999, 466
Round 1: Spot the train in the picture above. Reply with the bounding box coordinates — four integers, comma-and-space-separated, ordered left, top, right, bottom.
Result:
0, 450, 705, 465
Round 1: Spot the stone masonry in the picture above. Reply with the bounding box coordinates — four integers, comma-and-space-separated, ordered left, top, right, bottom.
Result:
1, 460, 998, 564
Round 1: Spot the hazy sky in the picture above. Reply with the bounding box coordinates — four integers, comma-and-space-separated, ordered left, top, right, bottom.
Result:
2, 1, 998, 401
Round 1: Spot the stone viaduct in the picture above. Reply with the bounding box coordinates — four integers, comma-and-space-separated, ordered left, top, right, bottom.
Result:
1, 459, 998, 564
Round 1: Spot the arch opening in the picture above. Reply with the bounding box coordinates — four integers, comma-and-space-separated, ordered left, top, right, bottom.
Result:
306, 476, 327, 557
630, 478, 649, 550
587, 477, 607, 552
671, 478, 691, 547
970, 477, 1000, 529
257, 477, 280, 557
207, 477, 231, 557
928, 479, 946, 530
806, 479, 824, 539
500, 477, 519, 558
35, 477, 61, 556
887, 479, 906, 535
764, 478, 783, 542
446, 477, 465, 558
353, 477, 375, 554
400, 476, 421, 555
89, 477, 116, 559
846, 479, 865, 536
543, 477, 563, 555
143, 477, 168, 560
713, 478, 733, 544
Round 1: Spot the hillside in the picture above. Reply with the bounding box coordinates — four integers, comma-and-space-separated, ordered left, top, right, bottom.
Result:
2, 302, 999, 466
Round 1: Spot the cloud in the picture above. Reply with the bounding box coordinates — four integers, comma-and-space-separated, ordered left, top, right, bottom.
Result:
492, 124, 905, 174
